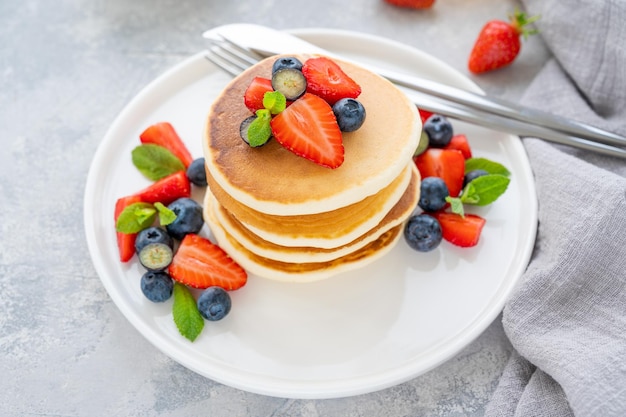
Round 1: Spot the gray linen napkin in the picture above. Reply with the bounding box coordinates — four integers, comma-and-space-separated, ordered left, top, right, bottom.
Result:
483, 1, 626, 416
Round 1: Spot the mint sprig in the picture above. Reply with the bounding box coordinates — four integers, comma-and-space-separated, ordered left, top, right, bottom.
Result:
132, 144, 185, 181
172, 283, 204, 342
447, 174, 511, 216
263, 91, 287, 115
465, 157, 511, 176
116, 201, 177, 233
247, 109, 273, 147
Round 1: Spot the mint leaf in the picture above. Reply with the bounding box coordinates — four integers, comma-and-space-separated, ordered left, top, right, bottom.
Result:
465, 157, 511, 177
263, 91, 286, 114
461, 174, 510, 206
172, 283, 204, 342
116, 202, 157, 233
132, 144, 185, 181
446, 196, 465, 217
154, 202, 177, 226
247, 109, 272, 147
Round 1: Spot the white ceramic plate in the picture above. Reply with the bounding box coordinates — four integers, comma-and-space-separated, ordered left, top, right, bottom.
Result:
84, 28, 537, 399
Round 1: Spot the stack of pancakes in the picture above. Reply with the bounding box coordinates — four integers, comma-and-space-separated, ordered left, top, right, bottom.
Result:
202, 54, 421, 282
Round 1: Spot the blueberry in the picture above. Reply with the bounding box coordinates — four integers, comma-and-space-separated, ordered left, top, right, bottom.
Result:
138, 243, 173, 271
140, 271, 174, 302
187, 158, 207, 187
424, 114, 453, 147
166, 198, 204, 240
197, 286, 232, 321
332, 98, 366, 132
272, 57, 303, 74
404, 214, 443, 252
271, 68, 307, 101
418, 177, 450, 212
463, 169, 489, 188
135, 226, 173, 254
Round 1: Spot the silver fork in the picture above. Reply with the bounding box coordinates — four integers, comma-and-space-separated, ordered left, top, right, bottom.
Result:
204, 36, 626, 159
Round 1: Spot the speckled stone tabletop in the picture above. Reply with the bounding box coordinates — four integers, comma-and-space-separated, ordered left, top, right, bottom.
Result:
1, 1, 550, 415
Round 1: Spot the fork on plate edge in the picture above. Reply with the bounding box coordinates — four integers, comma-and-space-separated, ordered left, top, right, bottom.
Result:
203, 33, 626, 160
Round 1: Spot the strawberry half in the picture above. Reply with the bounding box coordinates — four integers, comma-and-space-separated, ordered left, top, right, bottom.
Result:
302, 57, 361, 105
414, 148, 465, 197
140, 122, 194, 168
244, 77, 274, 112
133, 170, 191, 205
114, 195, 143, 262
418, 108, 434, 124
443, 134, 472, 159
384, 0, 436, 9
168, 234, 247, 290
271, 92, 344, 168
431, 212, 486, 247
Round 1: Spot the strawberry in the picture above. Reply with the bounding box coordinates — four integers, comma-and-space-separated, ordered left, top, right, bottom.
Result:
418, 108, 434, 124
383, 0, 435, 9
431, 212, 486, 247
114, 195, 143, 262
133, 170, 191, 205
443, 134, 472, 159
140, 122, 194, 168
271, 92, 344, 168
414, 148, 465, 197
168, 234, 247, 290
302, 57, 361, 105
468, 10, 539, 74
244, 77, 274, 112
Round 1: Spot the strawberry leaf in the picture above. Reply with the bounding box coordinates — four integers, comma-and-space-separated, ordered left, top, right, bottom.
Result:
132, 144, 186, 181
172, 283, 204, 342
115, 202, 157, 234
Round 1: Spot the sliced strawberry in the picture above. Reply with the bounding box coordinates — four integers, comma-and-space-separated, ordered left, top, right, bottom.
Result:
418, 108, 434, 124
168, 234, 247, 290
302, 57, 361, 105
414, 148, 465, 197
139, 122, 194, 168
271, 92, 344, 168
431, 212, 486, 247
114, 195, 143, 262
384, 0, 436, 8
443, 134, 472, 159
133, 170, 191, 205
244, 77, 274, 112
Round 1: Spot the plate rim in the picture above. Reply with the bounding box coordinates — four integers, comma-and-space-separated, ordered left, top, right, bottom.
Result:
84, 26, 538, 399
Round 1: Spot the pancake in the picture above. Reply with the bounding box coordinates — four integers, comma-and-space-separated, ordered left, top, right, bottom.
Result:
203, 54, 420, 216
203, 194, 405, 283
206, 163, 414, 249
204, 164, 420, 263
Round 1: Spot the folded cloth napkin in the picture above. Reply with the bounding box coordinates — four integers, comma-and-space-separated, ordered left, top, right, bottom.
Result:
484, 1, 626, 416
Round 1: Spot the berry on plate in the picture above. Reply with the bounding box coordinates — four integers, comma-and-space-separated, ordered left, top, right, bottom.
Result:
443, 134, 472, 159
186, 157, 207, 187
418, 176, 449, 212
468, 9, 539, 74
431, 212, 486, 247
404, 214, 443, 252
423, 114, 454, 148
271, 92, 344, 168
114, 195, 143, 262
166, 197, 204, 240
133, 170, 191, 205
140, 271, 174, 302
414, 148, 465, 197
383, 0, 435, 8
168, 234, 247, 290
197, 286, 232, 321
139, 122, 194, 168
302, 57, 361, 105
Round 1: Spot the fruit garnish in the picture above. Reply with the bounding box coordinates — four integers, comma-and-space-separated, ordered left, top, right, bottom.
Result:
271, 68, 307, 101
414, 148, 466, 197
172, 282, 205, 342
423, 114, 454, 148
138, 242, 174, 271
186, 157, 207, 186
468, 9, 540, 74
383, 0, 436, 9
133, 170, 191, 205
272, 56, 303, 74
431, 212, 486, 247
302, 57, 361, 105
418, 108, 434, 124
131, 144, 185, 181
165, 197, 204, 240
139, 122, 194, 168
168, 234, 248, 290
332, 98, 366, 132
404, 214, 443, 252
135, 226, 173, 255
270, 92, 344, 168
244, 77, 274, 112
240, 110, 273, 147
413, 131, 430, 157
418, 176, 449, 212
197, 287, 232, 321
114, 195, 143, 262
443, 134, 472, 159
141, 271, 174, 303
116, 201, 176, 234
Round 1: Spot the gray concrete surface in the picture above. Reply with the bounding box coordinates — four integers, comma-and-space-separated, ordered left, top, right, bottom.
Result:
1, 0, 550, 415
